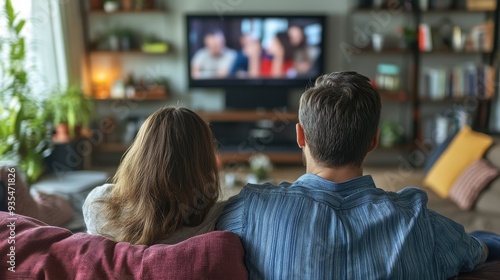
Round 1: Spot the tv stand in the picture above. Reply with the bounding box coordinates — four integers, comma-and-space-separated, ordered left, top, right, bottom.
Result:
198, 110, 302, 165
225, 87, 289, 110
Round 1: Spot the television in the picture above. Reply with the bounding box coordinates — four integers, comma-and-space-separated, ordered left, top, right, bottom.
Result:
186, 14, 326, 90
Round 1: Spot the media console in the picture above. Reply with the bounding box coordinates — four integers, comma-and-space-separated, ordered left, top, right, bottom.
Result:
198, 110, 302, 164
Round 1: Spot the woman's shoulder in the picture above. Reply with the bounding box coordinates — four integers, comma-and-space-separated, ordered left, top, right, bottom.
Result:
83, 184, 114, 215
86, 183, 114, 201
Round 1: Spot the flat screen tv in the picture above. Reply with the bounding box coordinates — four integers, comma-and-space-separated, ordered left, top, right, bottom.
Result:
186, 15, 326, 88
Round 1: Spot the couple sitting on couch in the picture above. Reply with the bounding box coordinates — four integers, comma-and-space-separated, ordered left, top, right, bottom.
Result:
83, 71, 500, 279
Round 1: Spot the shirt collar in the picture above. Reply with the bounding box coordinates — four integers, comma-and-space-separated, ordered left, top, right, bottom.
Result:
293, 173, 376, 193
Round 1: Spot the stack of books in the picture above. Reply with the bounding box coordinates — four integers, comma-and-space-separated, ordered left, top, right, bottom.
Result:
421, 64, 495, 100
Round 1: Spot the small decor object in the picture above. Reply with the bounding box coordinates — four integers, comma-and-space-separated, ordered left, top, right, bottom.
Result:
134, 0, 144, 10
141, 35, 169, 54
452, 25, 465, 51
108, 30, 120, 51
420, 0, 429, 10
466, 0, 496, 11
121, 0, 133, 10
371, 33, 384, 52
380, 121, 404, 148
111, 79, 126, 98
398, 26, 417, 50
103, 0, 120, 12
449, 159, 499, 210
430, 0, 453, 9
249, 153, 272, 182
376, 64, 401, 92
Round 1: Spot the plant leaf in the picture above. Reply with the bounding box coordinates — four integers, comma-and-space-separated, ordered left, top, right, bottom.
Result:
15, 19, 25, 35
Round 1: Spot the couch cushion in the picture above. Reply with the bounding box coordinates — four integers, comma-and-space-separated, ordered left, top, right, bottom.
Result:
0, 212, 247, 280
424, 126, 493, 198
424, 133, 456, 174
486, 142, 500, 170
448, 261, 500, 280
476, 177, 500, 215
449, 159, 499, 210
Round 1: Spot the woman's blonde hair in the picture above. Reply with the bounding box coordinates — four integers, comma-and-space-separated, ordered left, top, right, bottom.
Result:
99, 106, 220, 245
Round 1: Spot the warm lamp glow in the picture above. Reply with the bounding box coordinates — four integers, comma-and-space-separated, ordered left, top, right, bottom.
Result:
94, 71, 108, 84
92, 71, 111, 99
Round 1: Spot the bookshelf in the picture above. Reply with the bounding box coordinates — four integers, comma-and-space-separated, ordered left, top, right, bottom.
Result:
79, 1, 171, 101
349, 0, 499, 150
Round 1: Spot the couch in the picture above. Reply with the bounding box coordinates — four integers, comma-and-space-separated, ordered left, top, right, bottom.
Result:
0, 212, 247, 279
1, 212, 499, 279
369, 137, 500, 234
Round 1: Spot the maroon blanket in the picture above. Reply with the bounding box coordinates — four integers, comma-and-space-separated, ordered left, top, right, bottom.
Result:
0, 212, 247, 279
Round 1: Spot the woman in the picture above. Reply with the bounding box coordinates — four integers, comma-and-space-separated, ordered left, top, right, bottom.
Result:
83, 106, 221, 245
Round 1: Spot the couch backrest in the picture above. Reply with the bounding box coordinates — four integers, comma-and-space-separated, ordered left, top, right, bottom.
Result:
0, 212, 247, 280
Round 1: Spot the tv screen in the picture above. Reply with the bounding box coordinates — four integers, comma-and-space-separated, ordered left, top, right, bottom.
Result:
186, 15, 326, 88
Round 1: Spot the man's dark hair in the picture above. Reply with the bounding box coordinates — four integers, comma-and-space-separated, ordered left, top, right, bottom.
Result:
205, 29, 224, 38
298, 71, 381, 167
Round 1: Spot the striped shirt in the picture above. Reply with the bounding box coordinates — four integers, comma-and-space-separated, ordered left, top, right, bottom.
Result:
216, 174, 487, 279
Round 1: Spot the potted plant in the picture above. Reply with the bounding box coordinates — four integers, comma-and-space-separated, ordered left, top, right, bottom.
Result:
0, 0, 50, 183
46, 86, 94, 143
398, 26, 417, 50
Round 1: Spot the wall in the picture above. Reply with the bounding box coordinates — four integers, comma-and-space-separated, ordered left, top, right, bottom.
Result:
90, 0, 353, 117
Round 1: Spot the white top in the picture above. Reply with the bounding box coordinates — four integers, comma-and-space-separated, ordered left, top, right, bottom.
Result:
83, 184, 226, 244
191, 48, 236, 78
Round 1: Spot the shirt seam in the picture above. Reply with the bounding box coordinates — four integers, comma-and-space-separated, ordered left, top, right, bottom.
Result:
429, 212, 446, 279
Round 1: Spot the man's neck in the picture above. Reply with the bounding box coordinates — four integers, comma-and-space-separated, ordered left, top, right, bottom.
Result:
307, 163, 363, 183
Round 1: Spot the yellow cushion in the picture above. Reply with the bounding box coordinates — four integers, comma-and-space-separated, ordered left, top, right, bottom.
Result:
424, 126, 493, 198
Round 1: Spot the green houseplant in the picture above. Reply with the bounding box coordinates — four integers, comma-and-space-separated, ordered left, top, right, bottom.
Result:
0, 0, 50, 183
46, 85, 94, 142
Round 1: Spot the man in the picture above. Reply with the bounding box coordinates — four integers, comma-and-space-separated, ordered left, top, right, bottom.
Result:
216, 71, 499, 279
191, 29, 236, 79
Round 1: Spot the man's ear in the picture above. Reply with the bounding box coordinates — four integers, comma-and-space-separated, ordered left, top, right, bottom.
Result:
296, 123, 306, 148
368, 128, 380, 153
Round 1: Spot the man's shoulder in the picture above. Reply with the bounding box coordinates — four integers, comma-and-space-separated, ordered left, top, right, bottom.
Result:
387, 186, 429, 208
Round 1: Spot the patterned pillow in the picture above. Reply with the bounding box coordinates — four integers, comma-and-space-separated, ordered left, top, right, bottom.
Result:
449, 159, 499, 210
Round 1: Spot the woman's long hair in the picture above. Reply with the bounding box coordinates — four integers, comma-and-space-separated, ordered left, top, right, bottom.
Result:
98, 106, 220, 245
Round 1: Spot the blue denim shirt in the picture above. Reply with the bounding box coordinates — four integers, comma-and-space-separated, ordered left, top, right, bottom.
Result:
216, 174, 487, 280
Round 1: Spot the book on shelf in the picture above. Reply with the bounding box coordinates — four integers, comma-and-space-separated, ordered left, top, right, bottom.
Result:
419, 20, 493, 53
422, 64, 495, 100
419, 24, 433, 52
423, 108, 470, 145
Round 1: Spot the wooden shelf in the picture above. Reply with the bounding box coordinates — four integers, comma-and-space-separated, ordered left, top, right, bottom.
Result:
375, 142, 413, 152
420, 9, 496, 13
353, 8, 495, 14
198, 110, 298, 122
420, 97, 491, 103
93, 96, 167, 101
96, 143, 129, 153
420, 50, 492, 55
353, 8, 412, 14
354, 48, 412, 55
90, 50, 169, 56
87, 9, 167, 14
218, 151, 302, 165
379, 90, 408, 102
93, 87, 169, 101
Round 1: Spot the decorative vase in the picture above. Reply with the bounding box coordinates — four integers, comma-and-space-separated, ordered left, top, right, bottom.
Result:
109, 35, 120, 51
53, 124, 71, 144
121, 0, 133, 11
103, 1, 119, 13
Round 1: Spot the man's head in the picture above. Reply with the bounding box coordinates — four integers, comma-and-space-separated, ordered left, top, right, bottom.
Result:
204, 29, 226, 56
297, 71, 381, 168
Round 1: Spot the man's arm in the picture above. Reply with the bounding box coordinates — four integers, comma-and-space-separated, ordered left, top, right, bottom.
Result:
471, 231, 500, 261
428, 210, 487, 277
